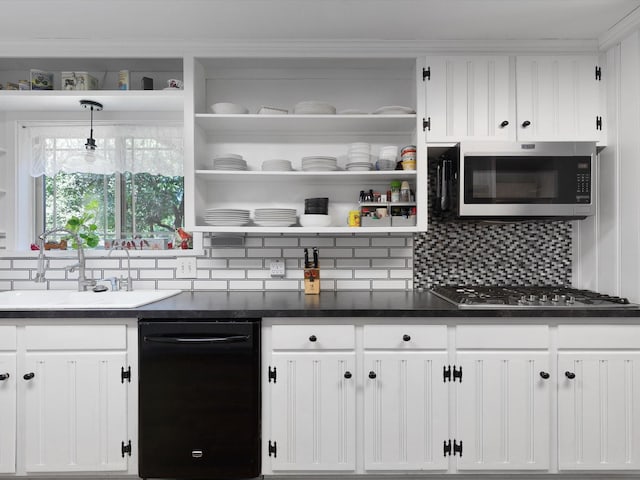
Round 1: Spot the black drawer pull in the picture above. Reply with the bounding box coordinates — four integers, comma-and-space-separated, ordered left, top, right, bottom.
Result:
0, 373, 9, 381
522, 120, 531, 128
402, 334, 411, 342
539, 371, 550, 379
500, 120, 509, 128
344, 371, 352, 379
23, 372, 35, 380
565, 371, 576, 380
368, 371, 377, 379
309, 335, 317, 342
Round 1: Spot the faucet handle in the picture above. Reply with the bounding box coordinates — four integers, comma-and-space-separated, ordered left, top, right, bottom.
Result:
101, 276, 119, 291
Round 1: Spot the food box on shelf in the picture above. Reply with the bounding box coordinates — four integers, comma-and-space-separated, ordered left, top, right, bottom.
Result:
30, 69, 54, 90
61, 72, 99, 90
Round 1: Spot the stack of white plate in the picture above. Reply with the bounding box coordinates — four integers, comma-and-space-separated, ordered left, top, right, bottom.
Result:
372, 105, 416, 115
254, 208, 297, 227
262, 159, 293, 171
293, 101, 336, 114
346, 142, 373, 171
301, 156, 338, 171
204, 208, 250, 226
213, 154, 247, 171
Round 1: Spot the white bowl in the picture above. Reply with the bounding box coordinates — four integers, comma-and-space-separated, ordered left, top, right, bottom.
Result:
299, 214, 332, 227
210, 102, 249, 114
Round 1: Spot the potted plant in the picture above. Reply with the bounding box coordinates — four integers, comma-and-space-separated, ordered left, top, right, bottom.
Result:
64, 199, 100, 249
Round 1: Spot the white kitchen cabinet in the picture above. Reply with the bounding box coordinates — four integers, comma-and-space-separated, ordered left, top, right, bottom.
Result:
186, 57, 426, 233
267, 325, 356, 471
455, 325, 551, 471
516, 55, 602, 142
362, 325, 448, 471
424, 56, 513, 142
557, 326, 640, 471
0, 326, 17, 474
0, 320, 137, 477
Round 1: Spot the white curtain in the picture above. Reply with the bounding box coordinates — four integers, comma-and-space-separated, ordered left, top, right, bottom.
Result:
23, 123, 184, 177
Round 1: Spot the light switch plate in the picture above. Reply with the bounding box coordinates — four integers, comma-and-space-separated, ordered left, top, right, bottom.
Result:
270, 259, 286, 277
176, 257, 197, 278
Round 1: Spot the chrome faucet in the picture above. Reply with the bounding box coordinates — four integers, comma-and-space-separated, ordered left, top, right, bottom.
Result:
107, 244, 133, 291
35, 228, 97, 292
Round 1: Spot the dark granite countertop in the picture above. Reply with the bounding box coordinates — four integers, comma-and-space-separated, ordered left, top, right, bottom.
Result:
1, 291, 639, 319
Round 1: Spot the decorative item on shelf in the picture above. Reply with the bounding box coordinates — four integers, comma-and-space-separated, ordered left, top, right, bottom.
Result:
166, 79, 183, 89
18, 80, 29, 90
141, 77, 154, 90
348, 210, 361, 227
43, 239, 68, 251
80, 99, 103, 163
30, 69, 54, 90
303, 247, 320, 295
118, 70, 129, 90
61, 72, 99, 90
105, 237, 170, 250
4, 82, 19, 90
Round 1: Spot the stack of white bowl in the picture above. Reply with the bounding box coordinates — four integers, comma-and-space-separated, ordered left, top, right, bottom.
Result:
210, 102, 249, 114
261, 159, 293, 171
376, 145, 398, 171
213, 153, 247, 170
346, 142, 373, 171
293, 101, 336, 114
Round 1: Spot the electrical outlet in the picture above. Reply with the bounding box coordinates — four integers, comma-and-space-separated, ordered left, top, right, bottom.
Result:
270, 259, 286, 277
176, 257, 197, 278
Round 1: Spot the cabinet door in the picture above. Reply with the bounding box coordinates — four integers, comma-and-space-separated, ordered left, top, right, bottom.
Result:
23, 352, 128, 473
269, 352, 356, 471
425, 56, 513, 142
363, 352, 448, 471
558, 352, 640, 470
456, 352, 550, 471
516, 55, 600, 141
0, 353, 16, 474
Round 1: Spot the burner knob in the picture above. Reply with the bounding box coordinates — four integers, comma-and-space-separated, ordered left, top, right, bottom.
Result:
519, 295, 527, 304
528, 294, 537, 303
540, 294, 548, 302
567, 296, 575, 304
552, 294, 560, 303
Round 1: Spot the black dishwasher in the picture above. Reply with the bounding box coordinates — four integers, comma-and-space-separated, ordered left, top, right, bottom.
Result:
138, 320, 260, 480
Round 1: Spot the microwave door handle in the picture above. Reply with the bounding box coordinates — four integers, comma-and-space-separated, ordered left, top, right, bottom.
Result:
144, 335, 250, 344
436, 162, 442, 206
441, 159, 451, 211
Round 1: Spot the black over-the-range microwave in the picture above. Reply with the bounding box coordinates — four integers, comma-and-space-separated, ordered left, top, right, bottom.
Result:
433, 141, 596, 219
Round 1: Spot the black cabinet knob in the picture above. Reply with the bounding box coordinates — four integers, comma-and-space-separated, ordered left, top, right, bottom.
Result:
539, 371, 550, 379
368, 371, 377, 379
402, 334, 411, 342
0, 373, 9, 381
565, 371, 576, 380
344, 371, 352, 379
309, 335, 317, 342
23, 372, 35, 380
522, 120, 531, 128
500, 120, 509, 128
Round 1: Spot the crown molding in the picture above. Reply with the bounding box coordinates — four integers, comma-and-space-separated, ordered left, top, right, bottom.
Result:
599, 6, 640, 51
0, 38, 600, 58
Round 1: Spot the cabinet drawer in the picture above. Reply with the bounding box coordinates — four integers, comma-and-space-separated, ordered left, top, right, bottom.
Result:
363, 324, 447, 349
272, 325, 354, 350
25, 325, 127, 350
0, 326, 16, 350
558, 325, 640, 349
457, 325, 548, 349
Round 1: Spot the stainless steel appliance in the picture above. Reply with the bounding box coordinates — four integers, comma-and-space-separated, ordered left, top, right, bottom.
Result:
435, 141, 596, 219
138, 320, 260, 480
431, 285, 635, 309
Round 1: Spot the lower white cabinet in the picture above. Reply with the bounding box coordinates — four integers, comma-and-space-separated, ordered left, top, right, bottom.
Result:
557, 325, 640, 471
0, 320, 138, 477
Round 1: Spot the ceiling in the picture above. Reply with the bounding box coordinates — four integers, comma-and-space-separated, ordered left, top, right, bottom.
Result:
0, 0, 639, 45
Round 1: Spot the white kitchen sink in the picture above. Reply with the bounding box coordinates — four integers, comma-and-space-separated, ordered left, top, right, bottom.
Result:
0, 289, 182, 310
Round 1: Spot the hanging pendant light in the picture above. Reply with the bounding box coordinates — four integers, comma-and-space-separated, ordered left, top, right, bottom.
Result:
80, 100, 103, 163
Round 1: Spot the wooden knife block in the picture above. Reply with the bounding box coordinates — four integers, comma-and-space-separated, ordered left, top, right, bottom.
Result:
304, 268, 320, 295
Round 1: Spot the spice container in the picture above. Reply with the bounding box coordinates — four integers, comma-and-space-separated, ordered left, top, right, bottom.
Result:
390, 180, 402, 202
400, 181, 411, 202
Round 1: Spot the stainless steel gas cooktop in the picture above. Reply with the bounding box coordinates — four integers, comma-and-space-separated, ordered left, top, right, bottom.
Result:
431, 285, 635, 309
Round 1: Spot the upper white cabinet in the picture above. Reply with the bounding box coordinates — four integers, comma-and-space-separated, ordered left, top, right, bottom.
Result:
516, 55, 602, 142
0, 57, 184, 112
424, 56, 513, 142
423, 54, 603, 143
0, 326, 17, 474
186, 57, 425, 233
557, 325, 640, 471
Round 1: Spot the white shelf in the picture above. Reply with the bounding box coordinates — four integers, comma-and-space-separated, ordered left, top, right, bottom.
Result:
0, 90, 184, 112
194, 114, 417, 134
194, 225, 420, 234
195, 169, 416, 184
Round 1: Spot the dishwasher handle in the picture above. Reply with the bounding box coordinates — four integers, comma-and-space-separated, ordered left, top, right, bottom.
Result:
144, 334, 250, 345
